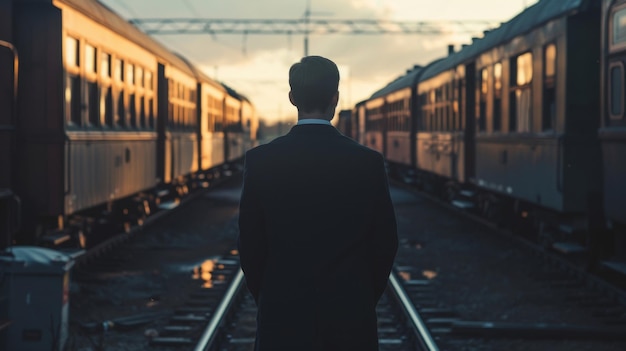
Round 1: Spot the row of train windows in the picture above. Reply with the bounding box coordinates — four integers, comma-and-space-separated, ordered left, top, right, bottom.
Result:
168, 103, 197, 131
66, 37, 154, 89
65, 74, 155, 129
476, 45, 556, 133
417, 44, 556, 133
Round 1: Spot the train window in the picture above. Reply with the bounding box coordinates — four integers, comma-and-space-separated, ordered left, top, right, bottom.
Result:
101, 52, 111, 78
139, 96, 146, 128
127, 64, 135, 85
87, 82, 99, 126
493, 62, 502, 132
148, 98, 154, 129
65, 37, 79, 68
129, 94, 137, 127
85, 44, 96, 74
65, 74, 81, 126
116, 91, 125, 126
516, 52, 533, 86
510, 53, 533, 132
137, 67, 143, 87
478, 68, 487, 132
101, 87, 113, 126
610, 63, 624, 119
146, 71, 153, 90
115, 59, 124, 82
612, 7, 626, 47
543, 44, 557, 131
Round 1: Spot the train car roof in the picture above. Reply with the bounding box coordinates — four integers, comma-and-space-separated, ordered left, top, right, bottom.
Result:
369, 65, 422, 99
221, 82, 251, 103
174, 53, 225, 91
419, 0, 593, 81
58, 0, 194, 76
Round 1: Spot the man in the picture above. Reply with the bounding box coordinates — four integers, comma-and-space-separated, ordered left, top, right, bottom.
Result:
238, 55, 398, 351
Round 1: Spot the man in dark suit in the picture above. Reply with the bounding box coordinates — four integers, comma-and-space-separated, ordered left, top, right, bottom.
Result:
238, 55, 398, 351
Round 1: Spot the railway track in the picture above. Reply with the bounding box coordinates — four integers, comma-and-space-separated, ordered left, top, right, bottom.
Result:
190, 263, 440, 351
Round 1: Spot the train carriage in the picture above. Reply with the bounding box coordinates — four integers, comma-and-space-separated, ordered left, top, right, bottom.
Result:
378, 69, 418, 172
354, 0, 619, 266
0, 0, 256, 248
470, 0, 602, 223
8, 0, 171, 243
416, 61, 469, 188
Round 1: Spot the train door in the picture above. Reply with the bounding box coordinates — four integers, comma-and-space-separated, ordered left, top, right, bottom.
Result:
463, 63, 476, 182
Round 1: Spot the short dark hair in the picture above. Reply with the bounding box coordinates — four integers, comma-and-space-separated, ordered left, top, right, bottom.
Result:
289, 56, 340, 113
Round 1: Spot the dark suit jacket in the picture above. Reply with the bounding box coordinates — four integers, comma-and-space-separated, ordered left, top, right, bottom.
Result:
238, 124, 398, 351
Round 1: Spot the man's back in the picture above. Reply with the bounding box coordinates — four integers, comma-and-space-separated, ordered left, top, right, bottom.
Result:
238, 123, 398, 351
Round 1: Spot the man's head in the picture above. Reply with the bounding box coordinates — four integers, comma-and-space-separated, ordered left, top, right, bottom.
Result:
288, 56, 340, 116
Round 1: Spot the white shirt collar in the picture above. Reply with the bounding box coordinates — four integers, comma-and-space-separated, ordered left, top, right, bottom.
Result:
297, 119, 332, 126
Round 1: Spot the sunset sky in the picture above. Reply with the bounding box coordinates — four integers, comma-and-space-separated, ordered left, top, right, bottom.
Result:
100, 0, 539, 124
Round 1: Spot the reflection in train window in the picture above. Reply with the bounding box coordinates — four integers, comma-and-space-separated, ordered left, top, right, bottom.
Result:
101, 52, 111, 78
65, 74, 81, 126
129, 93, 137, 127
127, 64, 135, 85
101, 87, 113, 126
493, 62, 502, 132
510, 52, 533, 133
140, 96, 146, 128
610, 64, 623, 119
117, 91, 125, 126
115, 59, 124, 82
613, 7, 626, 46
85, 44, 96, 74
65, 36, 79, 68
87, 82, 99, 126
146, 71, 153, 90
478, 68, 487, 132
543, 44, 556, 131
148, 98, 154, 129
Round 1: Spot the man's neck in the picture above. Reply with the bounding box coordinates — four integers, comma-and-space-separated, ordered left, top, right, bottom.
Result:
298, 111, 332, 121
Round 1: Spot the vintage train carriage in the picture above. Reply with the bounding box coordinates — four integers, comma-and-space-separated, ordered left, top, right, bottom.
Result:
9, 0, 174, 242
416, 60, 470, 187
364, 97, 385, 155
601, 0, 626, 263
373, 67, 421, 172
469, 0, 602, 224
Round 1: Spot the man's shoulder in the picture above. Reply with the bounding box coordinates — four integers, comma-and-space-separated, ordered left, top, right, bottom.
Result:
338, 135, 384, 160
246, 136, 288, 155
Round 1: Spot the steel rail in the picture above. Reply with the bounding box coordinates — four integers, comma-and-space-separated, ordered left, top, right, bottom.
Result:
194, 267, 245, 351
388, 271, 440, 351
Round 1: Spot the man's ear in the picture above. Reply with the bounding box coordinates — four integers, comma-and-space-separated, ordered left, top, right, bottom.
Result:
331, 91, 339, 107
289, 91, 297, 107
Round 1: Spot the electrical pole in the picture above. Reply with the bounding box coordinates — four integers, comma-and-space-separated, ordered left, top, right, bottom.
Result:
304, 0, 310, 56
